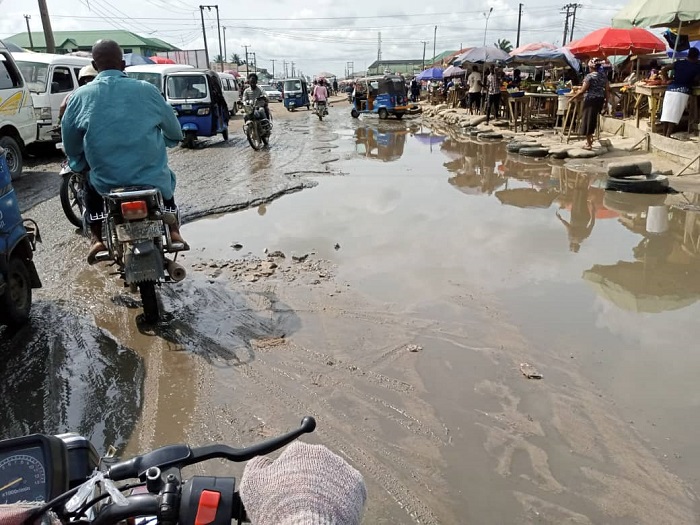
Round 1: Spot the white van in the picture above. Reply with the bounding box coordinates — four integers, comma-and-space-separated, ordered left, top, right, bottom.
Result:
0, 42, 37, 179
12, 52, 92, 142
125, 63, 194, 95
216, 72, 239, 115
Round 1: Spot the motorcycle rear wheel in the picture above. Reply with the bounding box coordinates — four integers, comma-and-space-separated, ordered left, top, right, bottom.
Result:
60, 173, 84, 228
139, 281, 160, 323
0, 257, 32, 327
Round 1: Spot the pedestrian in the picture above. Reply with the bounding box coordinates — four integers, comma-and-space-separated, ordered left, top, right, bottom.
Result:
333, 78, 339, 96
467, 65, 482, 114
570, 58, 610, 150
659, 47, 700, 137
485, 67, 501, 123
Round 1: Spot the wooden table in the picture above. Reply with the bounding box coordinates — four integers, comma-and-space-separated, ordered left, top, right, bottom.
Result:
507, 96, 530, 132
634, 84, 666, 131
525, 93, 558, 128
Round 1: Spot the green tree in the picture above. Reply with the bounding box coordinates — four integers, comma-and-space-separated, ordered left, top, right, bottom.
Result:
495, 39, 513, 52
214, 54, 224, 65
229, 53, 243, 65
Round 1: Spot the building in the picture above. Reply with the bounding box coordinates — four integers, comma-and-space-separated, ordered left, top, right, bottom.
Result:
7, 30, 179, 56
366, 59, 424, 76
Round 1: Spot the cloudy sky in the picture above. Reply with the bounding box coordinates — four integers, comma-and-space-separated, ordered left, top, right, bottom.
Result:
1, 0, 627, 77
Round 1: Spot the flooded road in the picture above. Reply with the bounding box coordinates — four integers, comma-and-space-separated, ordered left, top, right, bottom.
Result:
4, 101, 700, 523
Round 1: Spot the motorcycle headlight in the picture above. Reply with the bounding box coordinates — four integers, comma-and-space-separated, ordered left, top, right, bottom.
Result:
197, 107, 210, 115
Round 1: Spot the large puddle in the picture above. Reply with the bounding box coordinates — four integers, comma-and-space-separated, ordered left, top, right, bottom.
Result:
183, 120, 700, 522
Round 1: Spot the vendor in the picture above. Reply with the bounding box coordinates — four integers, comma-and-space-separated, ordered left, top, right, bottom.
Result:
570, 58, 611, 150
659, 47, 700, 137
508, 69, 522, 89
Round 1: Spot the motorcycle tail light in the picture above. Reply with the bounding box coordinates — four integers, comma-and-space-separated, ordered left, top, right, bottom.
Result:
121, 200, 148, 220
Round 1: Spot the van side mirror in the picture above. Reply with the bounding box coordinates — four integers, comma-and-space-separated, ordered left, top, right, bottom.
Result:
51, 81, 60, 93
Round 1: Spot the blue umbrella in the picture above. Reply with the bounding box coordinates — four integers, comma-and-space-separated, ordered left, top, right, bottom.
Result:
413, 133, 446, 145
511, 47, 580, 71
123, 53, 154, 66
667, 40, 700, 57
416, 67, 443, 80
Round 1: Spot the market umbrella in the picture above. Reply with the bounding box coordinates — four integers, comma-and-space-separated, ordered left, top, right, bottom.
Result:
416, 67, 443, 80
413, 132, 446, 146
123, 53, 154, 66
568, 27, 666, 57
667, 40, 700, 57
510, 47, 581, 71
443, 65, 466, 77
150, 56, 175, 64
454, 46, 511, 65
510, 42, 557, 56
495, 188, 559, 208
316, 71, 336, 78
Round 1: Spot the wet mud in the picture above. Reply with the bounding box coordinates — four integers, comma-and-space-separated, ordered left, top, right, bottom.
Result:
6, 100, 700, 523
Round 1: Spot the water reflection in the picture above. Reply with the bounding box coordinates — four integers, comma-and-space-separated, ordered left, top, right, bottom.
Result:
354, 126, 408, 162
0, 303, 143, 452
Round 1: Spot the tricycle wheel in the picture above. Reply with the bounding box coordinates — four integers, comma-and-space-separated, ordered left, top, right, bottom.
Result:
378, 108, 389, 120
0, 136, 23, 181
60, 173, 84, 228
139, 281, 160, 324
0, 257, 32, 326
351, 109, 359, 118
182, 131, 196, 149
395, 113, 404, 120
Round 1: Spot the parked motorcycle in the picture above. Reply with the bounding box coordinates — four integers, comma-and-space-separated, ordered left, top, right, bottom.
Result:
0, 147, 41, 327
314, 100, 328, 121
243, 96, 272, 150
57, 142, 87, 228
0, 417, 316, 523
92, 186, 188, 323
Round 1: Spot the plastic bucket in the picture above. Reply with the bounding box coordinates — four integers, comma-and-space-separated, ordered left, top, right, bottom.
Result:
646, 205, 669, 234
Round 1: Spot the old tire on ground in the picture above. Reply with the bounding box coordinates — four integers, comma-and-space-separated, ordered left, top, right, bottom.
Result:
351, 108, 359, 118
506, 142, 524, 153
519, 147, 549, 158
479, 132, 503, 140
605, 174, 669, 194
60, 173, 84, 228
469, 129, 481, 137
378, 108, 389, 120
139, 281, 160, 324
0, 136, 23, 181
0, 257, 32, 326
607, 160, 652, 178
603, 191, 666, 214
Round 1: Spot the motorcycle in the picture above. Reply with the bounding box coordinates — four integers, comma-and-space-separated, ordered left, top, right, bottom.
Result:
0, 147, 41, 327
57, 141, 87, 228
314, 100, 328, 121
91, 186, 188, 323
243, 96, 272, 150
0, 417, 316, 524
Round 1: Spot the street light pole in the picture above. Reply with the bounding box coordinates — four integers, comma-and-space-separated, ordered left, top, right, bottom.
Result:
421, 40, 427, 69
433, 26, 437, 64
483, 7, 493, 47
199, 6, 209, 68
222, 26, 227, 67
23, 15, 34, 50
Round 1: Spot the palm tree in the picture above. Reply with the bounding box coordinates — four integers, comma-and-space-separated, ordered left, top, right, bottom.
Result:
495, 39, 513, 52
229, 53, 243, 65
214, 54, 224, 65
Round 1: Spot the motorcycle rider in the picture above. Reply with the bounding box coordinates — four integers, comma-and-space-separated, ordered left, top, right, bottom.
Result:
61, 39, 188, 264
0, 442, 367, 525
312, 77, 329, 114
57, 64, 97, 125
243, 73, 270, 121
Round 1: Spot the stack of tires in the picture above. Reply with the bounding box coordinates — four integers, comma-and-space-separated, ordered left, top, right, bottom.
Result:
605, 161, 669, 194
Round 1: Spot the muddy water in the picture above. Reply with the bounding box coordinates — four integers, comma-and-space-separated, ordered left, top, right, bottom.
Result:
183, 119, 700, 523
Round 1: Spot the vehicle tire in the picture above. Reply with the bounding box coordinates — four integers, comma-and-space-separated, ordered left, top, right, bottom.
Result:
138, 281, 160, 324
317, 112, 323, 121
0, 256, 32, 327
351, 109, 359, 118
306, 105, 310, 110
182, 131, 196, 149
247, 125, 263, 150
378, 108, 389, 120
0, 136, 23, 181
519, 147, 549, 158
479, 132, 503, 140
60, 173, 84, 228
262, 134, 269, 147
506, 142, 524, 153
287, 108, 291, 112
222, 127, 229, 141
395, 113, 404, 120
605, 174, 669, 194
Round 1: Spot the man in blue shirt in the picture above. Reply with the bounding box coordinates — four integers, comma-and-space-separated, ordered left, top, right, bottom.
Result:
62, 40, 187, 263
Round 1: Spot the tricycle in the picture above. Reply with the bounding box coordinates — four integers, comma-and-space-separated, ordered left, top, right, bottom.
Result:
350, 75, 409, 120
0, 147, 41, 327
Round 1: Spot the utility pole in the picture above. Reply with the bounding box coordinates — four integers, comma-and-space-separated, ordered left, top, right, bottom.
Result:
252, 52, 257, 73
421, 40, 427, 69
271, 59, 275, 78
200, 5, 222, 71
516, 3, 523, 48
377, 31, 382, 62
199, 6, 209, 68
243, 45, 250, 75
291, 61, 295, 77
433, 26, 437, 65
569, 4, 581, 43
23, 15, 34, 50
37, 0, 55, 53
222, 26, 227, 68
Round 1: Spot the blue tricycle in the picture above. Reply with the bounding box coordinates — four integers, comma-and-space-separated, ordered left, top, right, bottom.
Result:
0, 147, 41, 327
282, 78, 310, 111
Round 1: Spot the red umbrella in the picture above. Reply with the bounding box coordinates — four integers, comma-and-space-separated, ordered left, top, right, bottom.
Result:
150, 56, 176, 64
568, 27, 666, 58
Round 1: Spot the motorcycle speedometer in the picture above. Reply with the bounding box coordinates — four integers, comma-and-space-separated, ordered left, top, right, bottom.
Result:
0, 435, 69, 504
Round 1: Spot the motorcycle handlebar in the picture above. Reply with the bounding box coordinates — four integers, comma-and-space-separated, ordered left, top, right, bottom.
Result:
90, 494, 160, 525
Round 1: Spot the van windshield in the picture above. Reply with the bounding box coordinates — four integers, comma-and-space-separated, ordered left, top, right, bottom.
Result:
127, 72, 161, 90
284, 80, 301, 92
166, 75, 207, 99
16, 61, 48, 93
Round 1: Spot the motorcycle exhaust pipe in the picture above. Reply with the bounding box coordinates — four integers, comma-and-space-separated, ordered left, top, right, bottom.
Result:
167, 259, 187, 282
